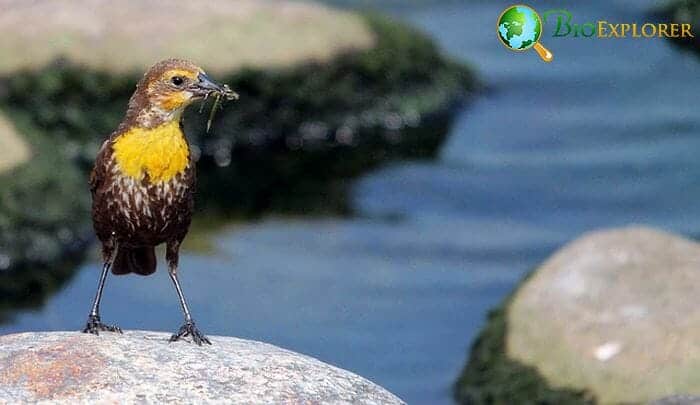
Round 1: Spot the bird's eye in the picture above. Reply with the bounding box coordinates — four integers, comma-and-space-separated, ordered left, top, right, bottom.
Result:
171, 76, 184, 86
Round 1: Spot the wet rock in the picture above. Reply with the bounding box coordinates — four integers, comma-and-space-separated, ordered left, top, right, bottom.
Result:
507, 227, 700, 403
0, 331, 404, 404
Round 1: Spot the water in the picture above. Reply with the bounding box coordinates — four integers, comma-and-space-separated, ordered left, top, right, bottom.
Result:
2, 1, 699, 404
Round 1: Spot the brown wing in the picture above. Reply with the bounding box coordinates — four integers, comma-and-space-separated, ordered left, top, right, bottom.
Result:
89, 139, 111, 195
90, 138, 118, 246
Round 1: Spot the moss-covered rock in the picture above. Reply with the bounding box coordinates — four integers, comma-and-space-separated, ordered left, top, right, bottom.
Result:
0, 113, 91, 323
456, 227, 700, 404
454, 273, 594, 405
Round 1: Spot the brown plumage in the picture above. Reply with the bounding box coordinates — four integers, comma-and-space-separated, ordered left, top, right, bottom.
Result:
83, 59, 236, 345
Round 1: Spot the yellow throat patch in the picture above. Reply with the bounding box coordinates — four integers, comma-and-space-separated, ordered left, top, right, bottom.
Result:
112, 121, 189, 183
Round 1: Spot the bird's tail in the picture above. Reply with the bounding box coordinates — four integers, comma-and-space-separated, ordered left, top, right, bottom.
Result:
112, 247, 157, 276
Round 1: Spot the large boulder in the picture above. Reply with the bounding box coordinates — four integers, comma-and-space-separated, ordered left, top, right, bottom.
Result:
507, 227, 700, 403
0, 0, 374, 75
0, 331, 404, 404
456, 227, 700, 403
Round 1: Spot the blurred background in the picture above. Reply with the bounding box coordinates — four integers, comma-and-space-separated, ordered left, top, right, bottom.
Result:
0, 0, 698, 403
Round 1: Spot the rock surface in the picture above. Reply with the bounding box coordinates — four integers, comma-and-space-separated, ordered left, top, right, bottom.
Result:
0, 331, 404, 404
507, 227, 700, 403
0, 113, 29, 174
0, 0, 374, 74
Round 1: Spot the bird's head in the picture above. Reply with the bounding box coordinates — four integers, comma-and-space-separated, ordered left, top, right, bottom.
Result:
124, 58, 235, 128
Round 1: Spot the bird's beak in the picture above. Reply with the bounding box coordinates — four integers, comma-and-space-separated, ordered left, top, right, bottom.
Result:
190, 72, 239, 102
192, 72, 225, 97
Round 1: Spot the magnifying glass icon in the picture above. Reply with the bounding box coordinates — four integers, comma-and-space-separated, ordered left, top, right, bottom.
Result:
497, 5, 553, 63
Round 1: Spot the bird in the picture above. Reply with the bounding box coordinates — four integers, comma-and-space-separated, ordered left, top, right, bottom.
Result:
83, 58, 236, 345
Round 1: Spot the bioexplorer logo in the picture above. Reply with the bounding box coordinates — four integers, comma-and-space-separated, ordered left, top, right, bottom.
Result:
497, 4, 695, 62
497, 5, 553, 62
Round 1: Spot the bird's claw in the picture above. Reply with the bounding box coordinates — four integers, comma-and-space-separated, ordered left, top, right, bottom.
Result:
170, 321, 211, 346
82, 314, 122, 335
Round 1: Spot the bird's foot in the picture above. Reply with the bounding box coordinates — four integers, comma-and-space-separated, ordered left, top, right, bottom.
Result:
82, 314, 122, 335
169, 321, 211, 346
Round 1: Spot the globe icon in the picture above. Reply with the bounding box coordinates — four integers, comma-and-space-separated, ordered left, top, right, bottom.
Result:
497, 5, 553, 62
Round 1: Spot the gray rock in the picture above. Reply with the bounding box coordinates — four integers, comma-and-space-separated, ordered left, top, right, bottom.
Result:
506, 226, 700, 403
0, 0, 374, 75
0, 331, 404, 404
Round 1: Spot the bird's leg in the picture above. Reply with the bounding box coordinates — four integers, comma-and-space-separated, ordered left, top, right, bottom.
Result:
167, 241, 211, 346
83, 242, 122, 335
